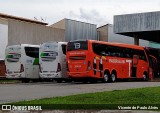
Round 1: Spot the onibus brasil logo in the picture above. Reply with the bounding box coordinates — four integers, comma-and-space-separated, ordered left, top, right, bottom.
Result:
1, 105, 42, 111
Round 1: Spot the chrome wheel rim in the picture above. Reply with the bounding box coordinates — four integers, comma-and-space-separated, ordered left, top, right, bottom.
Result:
104, 74, 108, 82
111, 74, 116, 82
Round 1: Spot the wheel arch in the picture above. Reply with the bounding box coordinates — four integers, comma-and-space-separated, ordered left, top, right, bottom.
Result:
111, 69, 117, 76
104, 69, 110, 76
143, 71, 148, 76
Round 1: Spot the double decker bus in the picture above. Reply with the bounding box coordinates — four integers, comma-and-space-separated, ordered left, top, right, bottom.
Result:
5, 44, 39, 83
66, 40, 151, 82
39, 42, 68, 83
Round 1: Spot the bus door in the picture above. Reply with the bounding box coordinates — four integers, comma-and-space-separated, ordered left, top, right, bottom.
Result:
25, 47, 39, 79
25, 62, 33, 78
132, 55, 139, 77
149, 55, 158, 79
33, 58, 39, 79
25, 59, 39, 79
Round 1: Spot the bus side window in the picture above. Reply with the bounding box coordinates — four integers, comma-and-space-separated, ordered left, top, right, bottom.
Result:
92, 43, 99, 55
115, 48, 122, 57
106, 47, 113, 56
93, 43, 106, 56
105, 46, 110, 56
100, 45, 107, 56
139, 50, 147, 61
124, 48, 132, 58
61, 44, 66, 55
25, 47, 39, 58
119, 48, 125, 58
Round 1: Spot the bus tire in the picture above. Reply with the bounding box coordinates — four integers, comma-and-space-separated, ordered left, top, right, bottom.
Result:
32, 79, 39, 82
22, 79, 30, 83
103, 72, 109, 83
111, 73, 116, 82
56, 80, 62, 83
83, 80, 89, 84
89, 79, 97, 84
143, 72, 148, 81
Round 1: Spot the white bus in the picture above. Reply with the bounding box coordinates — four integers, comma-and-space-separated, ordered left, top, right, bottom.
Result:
5, 44, 40, 83
39, 42, 68, 82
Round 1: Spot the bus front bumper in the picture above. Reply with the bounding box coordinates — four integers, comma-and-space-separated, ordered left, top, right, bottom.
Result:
6, 73, 23, 79
40, 72, 62, 79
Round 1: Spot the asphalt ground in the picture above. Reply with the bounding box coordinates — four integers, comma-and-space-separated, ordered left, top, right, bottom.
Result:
0, 81, 160, 104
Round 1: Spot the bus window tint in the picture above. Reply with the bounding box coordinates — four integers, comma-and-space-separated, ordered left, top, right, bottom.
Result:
25, 47, 39, 58
67, 41, 88, 51
93, 43, 128, 58
92, 43, 105, 55
62, 44, 66, 55
138, 50, 147, 61
92, 43, 147, 62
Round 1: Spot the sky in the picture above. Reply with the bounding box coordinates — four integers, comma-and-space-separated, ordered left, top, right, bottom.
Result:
0, 0, 160, 26
0, 0, 160, 59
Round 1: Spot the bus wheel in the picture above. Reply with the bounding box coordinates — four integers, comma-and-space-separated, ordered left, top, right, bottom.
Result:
103, 73, 109, 83
143, 74, 148, 81
83, 80, 88, 84
22, 79, 30, 83
111, 73, 116, 82
56, 80, 62, 83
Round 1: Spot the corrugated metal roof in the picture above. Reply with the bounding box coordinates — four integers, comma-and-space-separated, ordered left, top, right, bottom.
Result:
0, 13, 48, 25
64, 18, 96, 26
97, 24, 112, 29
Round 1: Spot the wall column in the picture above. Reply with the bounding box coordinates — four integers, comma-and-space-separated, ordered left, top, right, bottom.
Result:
134, 34, 139, 45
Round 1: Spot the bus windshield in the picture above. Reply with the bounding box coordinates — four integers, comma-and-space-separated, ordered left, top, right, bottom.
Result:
67, 41, 88, 51
25, 47, 39, 58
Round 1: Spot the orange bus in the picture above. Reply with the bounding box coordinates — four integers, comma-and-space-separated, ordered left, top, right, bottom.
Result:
66, 40, 152, 82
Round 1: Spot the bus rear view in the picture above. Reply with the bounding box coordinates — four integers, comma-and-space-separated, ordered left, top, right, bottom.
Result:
39, 42, 67, 82
67, 40, 92, 80
5, 45, 22, 79
5, 44, 40, 83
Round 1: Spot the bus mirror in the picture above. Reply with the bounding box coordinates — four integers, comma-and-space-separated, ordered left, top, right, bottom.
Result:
133, 55, 139, 66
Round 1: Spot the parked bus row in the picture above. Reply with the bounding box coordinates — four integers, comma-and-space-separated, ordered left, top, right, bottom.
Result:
4, 40, 160, 83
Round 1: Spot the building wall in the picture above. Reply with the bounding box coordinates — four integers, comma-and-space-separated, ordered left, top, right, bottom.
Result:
114, 11, 160, 33
0, 18, 8, 25
97, 25, 108, 41
97, 24, 149, 46
8, 19, 65, 45
0, 18, 8, 59
50, 19, 65, 29
65, 19, 97, 41
108, 25, 149, 46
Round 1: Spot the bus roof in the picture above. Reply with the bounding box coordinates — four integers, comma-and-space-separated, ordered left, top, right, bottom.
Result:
7, 44, 40, 48
21, 44, 39, 47
89, 40, 144, 50
41, 42, 67, 45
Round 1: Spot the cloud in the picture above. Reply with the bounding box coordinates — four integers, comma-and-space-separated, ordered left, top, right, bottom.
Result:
68, 8, 110, 27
